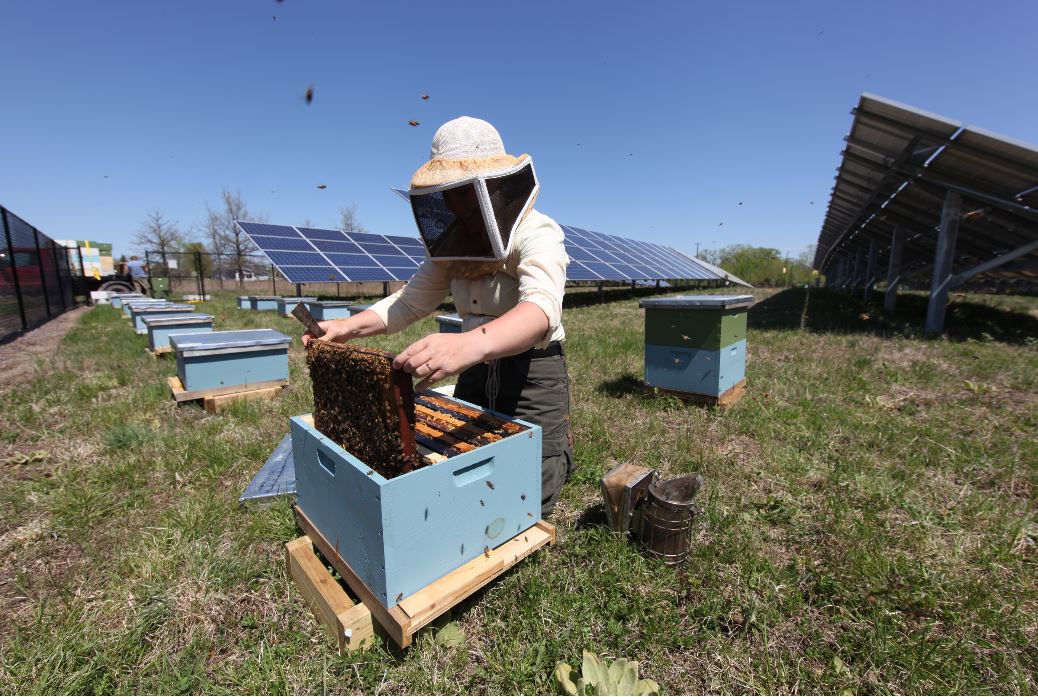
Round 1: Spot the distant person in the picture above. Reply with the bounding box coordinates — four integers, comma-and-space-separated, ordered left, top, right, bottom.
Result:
125, 255, 148, 279
119, 255, 151, 294
304, 116, 574, 517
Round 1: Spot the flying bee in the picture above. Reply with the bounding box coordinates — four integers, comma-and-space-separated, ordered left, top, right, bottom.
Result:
420, 94, 429, 100
408, 120, 420, 127
317, 184, 327, 189
305, 85, 314, 104
486, 480, 494, 490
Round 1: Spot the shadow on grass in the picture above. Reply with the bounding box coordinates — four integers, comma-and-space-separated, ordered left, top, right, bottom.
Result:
750, 287, 1038, 344
573, 502, 609, 530
596, 373, 644, 398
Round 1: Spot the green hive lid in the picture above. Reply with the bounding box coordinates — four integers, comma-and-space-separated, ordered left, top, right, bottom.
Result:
639, 295, 754, 310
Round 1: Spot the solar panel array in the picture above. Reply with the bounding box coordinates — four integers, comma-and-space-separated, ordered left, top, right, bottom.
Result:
558, 224, 722, 282
816, 93, 1038, 283
239, 214, 745, 286
236, 222, 427, 284
388, 187, 742, 284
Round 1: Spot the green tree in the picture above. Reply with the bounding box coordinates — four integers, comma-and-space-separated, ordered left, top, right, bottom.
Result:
182, 242, 212, 277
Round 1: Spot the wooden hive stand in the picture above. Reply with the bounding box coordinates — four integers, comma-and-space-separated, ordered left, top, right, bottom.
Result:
167, 376, 288, 413
643, 378, 747, 408
286, 505, 555, 651
146, 346, 173, 358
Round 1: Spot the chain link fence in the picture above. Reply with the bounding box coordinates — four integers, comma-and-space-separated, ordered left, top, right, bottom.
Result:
1, 204, 78, 343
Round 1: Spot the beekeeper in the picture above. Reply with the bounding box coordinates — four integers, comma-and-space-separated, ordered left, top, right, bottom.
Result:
305, 116, 573, 516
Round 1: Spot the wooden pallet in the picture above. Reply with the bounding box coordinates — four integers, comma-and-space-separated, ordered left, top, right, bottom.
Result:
643, 377, 747, 408
287, 505, 555, 651
146, 346, 172, 358
167, 375, 287, 412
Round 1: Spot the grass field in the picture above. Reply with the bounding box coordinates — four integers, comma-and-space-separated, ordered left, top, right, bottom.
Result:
1, 287, 1036, 694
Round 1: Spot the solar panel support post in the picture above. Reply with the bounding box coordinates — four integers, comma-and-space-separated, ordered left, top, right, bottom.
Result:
1, 207, 28, 331
849, 247, 863, 292
296, 283, 303, 297
925, 190, 961, 335
863, 240, 878, 301
948, 238, 1038, 289
884, 225, 904, 315
597, 281, 603, 303
271, 264, 277, 294
382, 281, 390, 298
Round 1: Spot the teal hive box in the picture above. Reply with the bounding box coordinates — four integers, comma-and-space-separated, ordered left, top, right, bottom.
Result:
237, 296, 250, 310
436, 313, 463, 333
122, 298, 168, 318
639, 295, 753, 399
250, 296, 281, 311
132, 303, 194, 333
171, 329, 291, 393
110, 293, 145, 310
348, 303, 372, 316
143, 313, 214, 351
292, 395, 541, 608
277, 296, 318, 317
307, 300, 353, 320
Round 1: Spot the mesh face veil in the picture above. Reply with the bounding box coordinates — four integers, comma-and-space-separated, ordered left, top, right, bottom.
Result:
409, 157, 539, 261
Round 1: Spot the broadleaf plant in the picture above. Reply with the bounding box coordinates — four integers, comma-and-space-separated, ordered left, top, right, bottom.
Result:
554, 650, 660, 695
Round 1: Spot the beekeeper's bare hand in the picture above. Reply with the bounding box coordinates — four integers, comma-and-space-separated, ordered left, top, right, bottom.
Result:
394, 302, 550, 391
302, 310, 387, 347
394, 332, 487, 391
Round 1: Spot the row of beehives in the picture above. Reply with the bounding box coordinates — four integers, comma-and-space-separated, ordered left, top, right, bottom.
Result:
110, 291, 751, 611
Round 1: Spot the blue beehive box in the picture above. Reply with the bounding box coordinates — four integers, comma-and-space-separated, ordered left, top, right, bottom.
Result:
250, 296, 281, 311
170, 329, 291, 394
436, 313, 463, 333
132, 303, 195, 334
143, 313, 214, 351
639, 295, 752, 400
237, 296, 251, 310
348, 303, 372, 316
122, 298, 167, 318
110, 293, 145, 310
277, 296, 318, 317
307, 300, 353, 320
292, 394, 542, 608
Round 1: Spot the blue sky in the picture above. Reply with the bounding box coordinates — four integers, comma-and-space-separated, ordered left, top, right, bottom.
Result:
2, 0, 1037, 262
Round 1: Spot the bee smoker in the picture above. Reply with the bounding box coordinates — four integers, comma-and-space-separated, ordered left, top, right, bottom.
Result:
600, 465, 703, 565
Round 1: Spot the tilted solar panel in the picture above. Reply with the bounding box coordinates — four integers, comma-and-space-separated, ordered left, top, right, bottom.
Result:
239, 207, 745, 285
237, 221, 423, 284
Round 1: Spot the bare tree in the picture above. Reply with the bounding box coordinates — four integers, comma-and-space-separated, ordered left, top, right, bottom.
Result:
133, 209, 185, 273
339, 204, 368, 234
218, 188, 258, 289
203, 205, 231, 287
